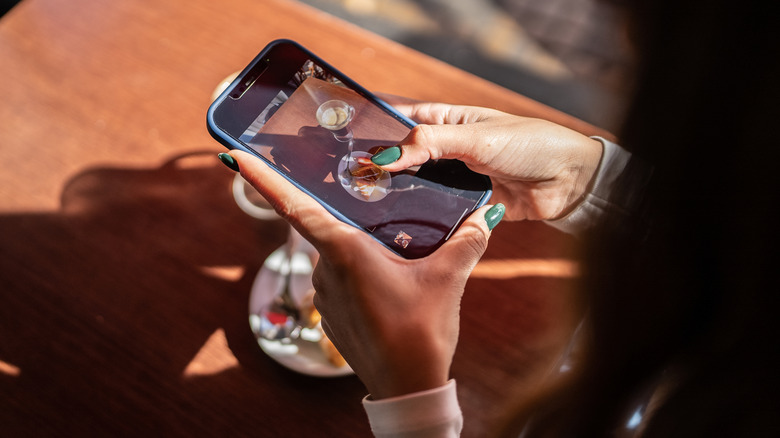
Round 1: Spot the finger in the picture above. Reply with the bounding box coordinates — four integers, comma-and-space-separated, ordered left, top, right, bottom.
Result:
229, 150, 352, 248
431, 203, 504, 273
374, 99, 499, 126
399, 102, 499, 126
373, 122, 484, 172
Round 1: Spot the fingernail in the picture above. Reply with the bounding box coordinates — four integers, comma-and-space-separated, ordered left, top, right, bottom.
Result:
371, 146, 401, 166
218, 153, 239, 172
485, 203, 505, 231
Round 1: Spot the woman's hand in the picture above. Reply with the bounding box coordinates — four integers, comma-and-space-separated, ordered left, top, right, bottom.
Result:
224, 99, 597, 399
229, 150, 502, 399
372, 98, 604, 221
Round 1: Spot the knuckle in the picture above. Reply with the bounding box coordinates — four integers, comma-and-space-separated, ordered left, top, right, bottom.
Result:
310, 236, 359, 292
407, 124, 439, 159
464, 232, 488, 257
458, 223, 489, 259
311, 263, 325, 292
312, 290, 323, 311
318, 227, 360, 257
273, 193, 307, 223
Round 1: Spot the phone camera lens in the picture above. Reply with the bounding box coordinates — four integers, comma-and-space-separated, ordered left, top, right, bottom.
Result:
229, 85, 245, 99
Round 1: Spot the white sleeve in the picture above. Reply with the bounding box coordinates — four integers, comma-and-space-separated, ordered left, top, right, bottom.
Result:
546, 136, 643, 235
362, 380, 463, 438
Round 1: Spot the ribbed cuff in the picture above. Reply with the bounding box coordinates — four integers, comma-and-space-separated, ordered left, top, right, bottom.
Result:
362, 380, 462, 438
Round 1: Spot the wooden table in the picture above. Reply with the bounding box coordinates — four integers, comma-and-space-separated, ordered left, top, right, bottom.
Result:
0, 0, 607, 436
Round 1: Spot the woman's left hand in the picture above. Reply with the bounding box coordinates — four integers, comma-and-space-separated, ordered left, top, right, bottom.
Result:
229, 150, 499, 399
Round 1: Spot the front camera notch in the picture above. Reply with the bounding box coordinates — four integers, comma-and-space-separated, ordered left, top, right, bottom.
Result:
229, 61, 268, 100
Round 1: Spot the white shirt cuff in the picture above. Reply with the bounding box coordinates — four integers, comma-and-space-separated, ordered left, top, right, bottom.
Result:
362, 380, 463, 438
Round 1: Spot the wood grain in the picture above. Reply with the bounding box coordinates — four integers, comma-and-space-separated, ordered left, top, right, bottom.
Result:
0, 0, 593, 436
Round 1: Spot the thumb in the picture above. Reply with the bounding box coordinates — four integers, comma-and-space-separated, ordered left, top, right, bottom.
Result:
430, 203, 505, 272
228, 150, 348, 249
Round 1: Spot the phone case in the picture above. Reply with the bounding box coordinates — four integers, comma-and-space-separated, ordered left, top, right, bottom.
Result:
207, 39, 491, 258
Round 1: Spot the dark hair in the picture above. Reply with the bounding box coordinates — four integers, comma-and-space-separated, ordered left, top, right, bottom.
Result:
500, 0, 780, 435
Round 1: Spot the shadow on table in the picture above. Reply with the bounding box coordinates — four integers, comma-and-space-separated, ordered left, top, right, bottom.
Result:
0, 151, 370, 437
0, 150, 581, 437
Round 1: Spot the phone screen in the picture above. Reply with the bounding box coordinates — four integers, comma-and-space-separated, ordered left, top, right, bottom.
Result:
208, 40, 491, 258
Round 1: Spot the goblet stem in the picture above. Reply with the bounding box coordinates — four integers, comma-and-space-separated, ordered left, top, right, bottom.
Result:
250, 226, 312, 342
277, 229, 301, 322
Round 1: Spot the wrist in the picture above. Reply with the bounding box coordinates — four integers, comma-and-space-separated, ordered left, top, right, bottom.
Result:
364, 326, 453, 400
558, 137, 604, 219
368, 372, 449, 401
546, 137, 636, 235
366, 348, 451, 400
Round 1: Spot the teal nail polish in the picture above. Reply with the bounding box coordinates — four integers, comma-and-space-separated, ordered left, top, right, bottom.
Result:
371, 146, 401, 166
485, 203, 505, 230
218, 153, 239, 172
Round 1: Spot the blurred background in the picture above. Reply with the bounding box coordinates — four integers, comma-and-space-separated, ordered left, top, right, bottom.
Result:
0, 0, 631, 129
296, 0, 633, 131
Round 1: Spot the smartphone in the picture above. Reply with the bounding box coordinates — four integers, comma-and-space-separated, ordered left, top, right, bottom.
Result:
207, 39, 491, 259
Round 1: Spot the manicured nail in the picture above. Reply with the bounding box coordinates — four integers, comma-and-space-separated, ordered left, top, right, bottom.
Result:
484, 203, 505, 230
371, 146, 401, 166
218, 153, 239, 172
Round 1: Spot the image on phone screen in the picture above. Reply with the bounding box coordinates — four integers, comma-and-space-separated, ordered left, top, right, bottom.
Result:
209, 41, 490, 258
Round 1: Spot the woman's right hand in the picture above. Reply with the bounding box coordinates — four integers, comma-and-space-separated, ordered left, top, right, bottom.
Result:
372, 100, 604, 221
228, 149, 499, 400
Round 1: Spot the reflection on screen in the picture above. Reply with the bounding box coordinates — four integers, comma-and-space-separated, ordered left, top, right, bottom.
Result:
238, 60, 482, 258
